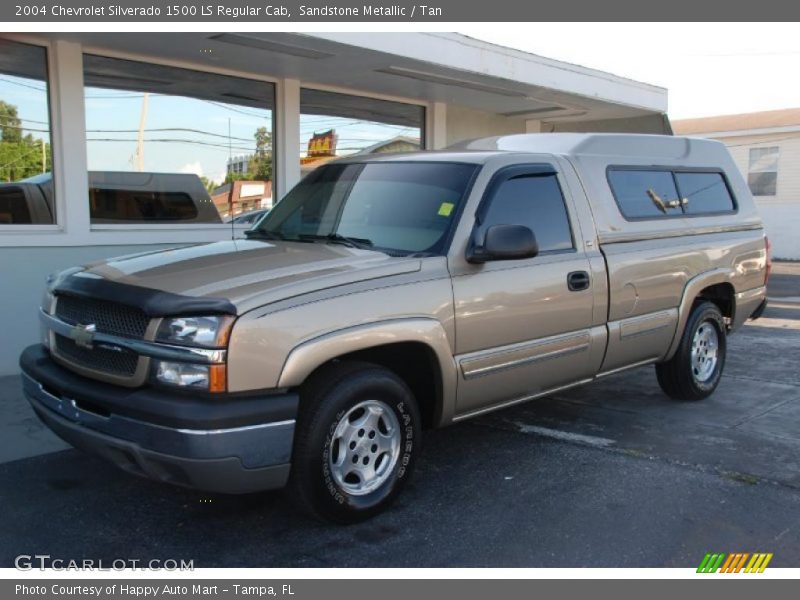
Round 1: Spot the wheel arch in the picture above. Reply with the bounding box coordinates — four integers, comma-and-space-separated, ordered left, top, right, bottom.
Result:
277, 318, 457, 428
665, 269, 736, 360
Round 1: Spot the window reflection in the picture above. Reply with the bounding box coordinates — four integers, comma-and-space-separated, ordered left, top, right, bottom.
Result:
0, 40, 54, 225
299, 88, 424, 177
83, 55, 275, 224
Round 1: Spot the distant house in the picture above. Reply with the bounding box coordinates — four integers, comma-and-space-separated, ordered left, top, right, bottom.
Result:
357, 135, 421, 154
211, 180, 273, 220
674, 108, 800, 258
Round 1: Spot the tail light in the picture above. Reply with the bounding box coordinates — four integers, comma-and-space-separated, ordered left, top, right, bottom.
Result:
764, 236, 773, 286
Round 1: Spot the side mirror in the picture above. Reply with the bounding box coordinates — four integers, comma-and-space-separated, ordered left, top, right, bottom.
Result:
467, 224, 539, 264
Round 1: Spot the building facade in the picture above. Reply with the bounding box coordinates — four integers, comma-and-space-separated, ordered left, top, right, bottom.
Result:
674, 108, 800, 259
0, 32, 669, 375
211, 180, 273, 219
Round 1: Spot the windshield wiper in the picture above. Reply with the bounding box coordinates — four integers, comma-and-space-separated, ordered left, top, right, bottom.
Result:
244, 229, 284, 240
297, 233, 374, 249
325, 233, 374, 248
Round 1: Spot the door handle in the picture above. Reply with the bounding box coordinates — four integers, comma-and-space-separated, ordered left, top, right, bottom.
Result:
567, 271, 591, 291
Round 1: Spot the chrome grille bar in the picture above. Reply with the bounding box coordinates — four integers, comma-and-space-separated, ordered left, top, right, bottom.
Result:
41, 310, 226, 365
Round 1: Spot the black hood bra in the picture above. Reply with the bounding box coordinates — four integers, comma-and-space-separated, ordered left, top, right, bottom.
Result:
53, 272, 237, 318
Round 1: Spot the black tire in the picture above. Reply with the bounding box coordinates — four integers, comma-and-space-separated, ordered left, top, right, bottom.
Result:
288, 361, 421, 523
656, 301, 727, 401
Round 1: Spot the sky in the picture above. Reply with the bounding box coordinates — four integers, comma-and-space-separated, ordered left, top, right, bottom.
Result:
462, 23, 800, 119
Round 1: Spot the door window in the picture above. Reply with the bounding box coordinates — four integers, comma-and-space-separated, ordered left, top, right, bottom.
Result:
481, 172, 573, 253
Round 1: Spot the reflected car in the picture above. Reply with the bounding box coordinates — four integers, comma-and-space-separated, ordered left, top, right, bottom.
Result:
0, 172, 221, 224
226, 208, 271, 226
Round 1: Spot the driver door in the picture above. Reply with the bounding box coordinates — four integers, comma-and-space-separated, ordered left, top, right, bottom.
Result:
450, 164, 600, 417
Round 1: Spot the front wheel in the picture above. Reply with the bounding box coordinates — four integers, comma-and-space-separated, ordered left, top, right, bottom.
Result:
289, 362, 421, 523
656, 301, 727, 401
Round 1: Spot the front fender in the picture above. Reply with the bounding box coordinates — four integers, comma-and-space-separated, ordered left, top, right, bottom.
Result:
277, 318, 458, 427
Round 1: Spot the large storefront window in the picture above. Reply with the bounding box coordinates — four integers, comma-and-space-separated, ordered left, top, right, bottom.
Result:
299, 88, 424, 177
0, 40, 54, 225
83, 55, 275, 224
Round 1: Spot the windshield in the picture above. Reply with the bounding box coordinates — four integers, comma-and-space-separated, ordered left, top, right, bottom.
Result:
253, 162, 478, 255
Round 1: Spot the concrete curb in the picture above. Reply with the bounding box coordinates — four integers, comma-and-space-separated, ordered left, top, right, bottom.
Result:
768, 296, 800, 305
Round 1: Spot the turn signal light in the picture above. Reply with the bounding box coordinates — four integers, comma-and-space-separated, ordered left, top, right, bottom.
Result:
209, 364, 227, 393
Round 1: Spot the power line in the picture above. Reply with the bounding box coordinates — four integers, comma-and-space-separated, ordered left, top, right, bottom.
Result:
86, 126, 255, 142
15, 117, 50, 126
86, 137, 258, 152
0, 122, 50, 134
0, 76, 46, 92
200, 99, 272, 118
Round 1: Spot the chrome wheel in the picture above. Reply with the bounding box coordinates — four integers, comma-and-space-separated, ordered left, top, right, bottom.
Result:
691, 320, 719, 383
328, 399, 401, 496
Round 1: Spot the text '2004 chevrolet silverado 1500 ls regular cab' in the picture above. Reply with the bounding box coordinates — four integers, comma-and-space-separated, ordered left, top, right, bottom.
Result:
21, 134, 770, 522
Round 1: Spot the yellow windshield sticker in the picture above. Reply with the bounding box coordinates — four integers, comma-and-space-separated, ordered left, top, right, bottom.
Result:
438, 202, 455, 217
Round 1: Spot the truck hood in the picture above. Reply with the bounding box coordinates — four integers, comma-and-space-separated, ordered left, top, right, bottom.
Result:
73, 240, 422, 314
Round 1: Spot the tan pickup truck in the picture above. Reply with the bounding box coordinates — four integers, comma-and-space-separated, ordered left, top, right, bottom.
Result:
21, 133, 769, 522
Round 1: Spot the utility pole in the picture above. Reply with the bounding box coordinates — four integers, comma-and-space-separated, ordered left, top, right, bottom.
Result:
227, 117, 235, 239
133, 92, 149, 171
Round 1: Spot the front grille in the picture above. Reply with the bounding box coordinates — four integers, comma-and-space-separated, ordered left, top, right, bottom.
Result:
54, 334, 139, 377
55, 295, 150, 339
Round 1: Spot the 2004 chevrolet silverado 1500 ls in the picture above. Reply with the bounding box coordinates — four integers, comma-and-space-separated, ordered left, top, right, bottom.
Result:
21, 133, 769, 522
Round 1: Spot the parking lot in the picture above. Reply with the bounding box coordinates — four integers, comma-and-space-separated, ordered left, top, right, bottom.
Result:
1, 264, 798, 568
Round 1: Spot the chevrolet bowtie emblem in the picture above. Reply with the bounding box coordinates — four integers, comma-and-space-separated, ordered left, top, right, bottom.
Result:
69, 323, 96, 349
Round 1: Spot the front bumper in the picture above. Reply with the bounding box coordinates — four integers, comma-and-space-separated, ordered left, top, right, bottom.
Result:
20, 344, 298, 494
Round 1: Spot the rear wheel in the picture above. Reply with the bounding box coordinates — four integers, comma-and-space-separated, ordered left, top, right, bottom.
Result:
656, 301, 727, 401
289, 361, 420, 523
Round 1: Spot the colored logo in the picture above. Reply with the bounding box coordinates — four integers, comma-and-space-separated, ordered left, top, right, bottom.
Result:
697, 552, 773, 573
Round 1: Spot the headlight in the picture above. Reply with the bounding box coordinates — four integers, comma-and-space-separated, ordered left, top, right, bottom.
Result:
40, 287, 55, 348
41, 289, 55, 315
153, 361, 227, 393
155, 315, 234, 348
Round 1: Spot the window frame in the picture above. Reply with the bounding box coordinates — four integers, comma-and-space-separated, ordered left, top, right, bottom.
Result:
606, 165, 739, 222
0, 37, 58, 232
747, 146, 779, 198
473, 163, 577, 257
